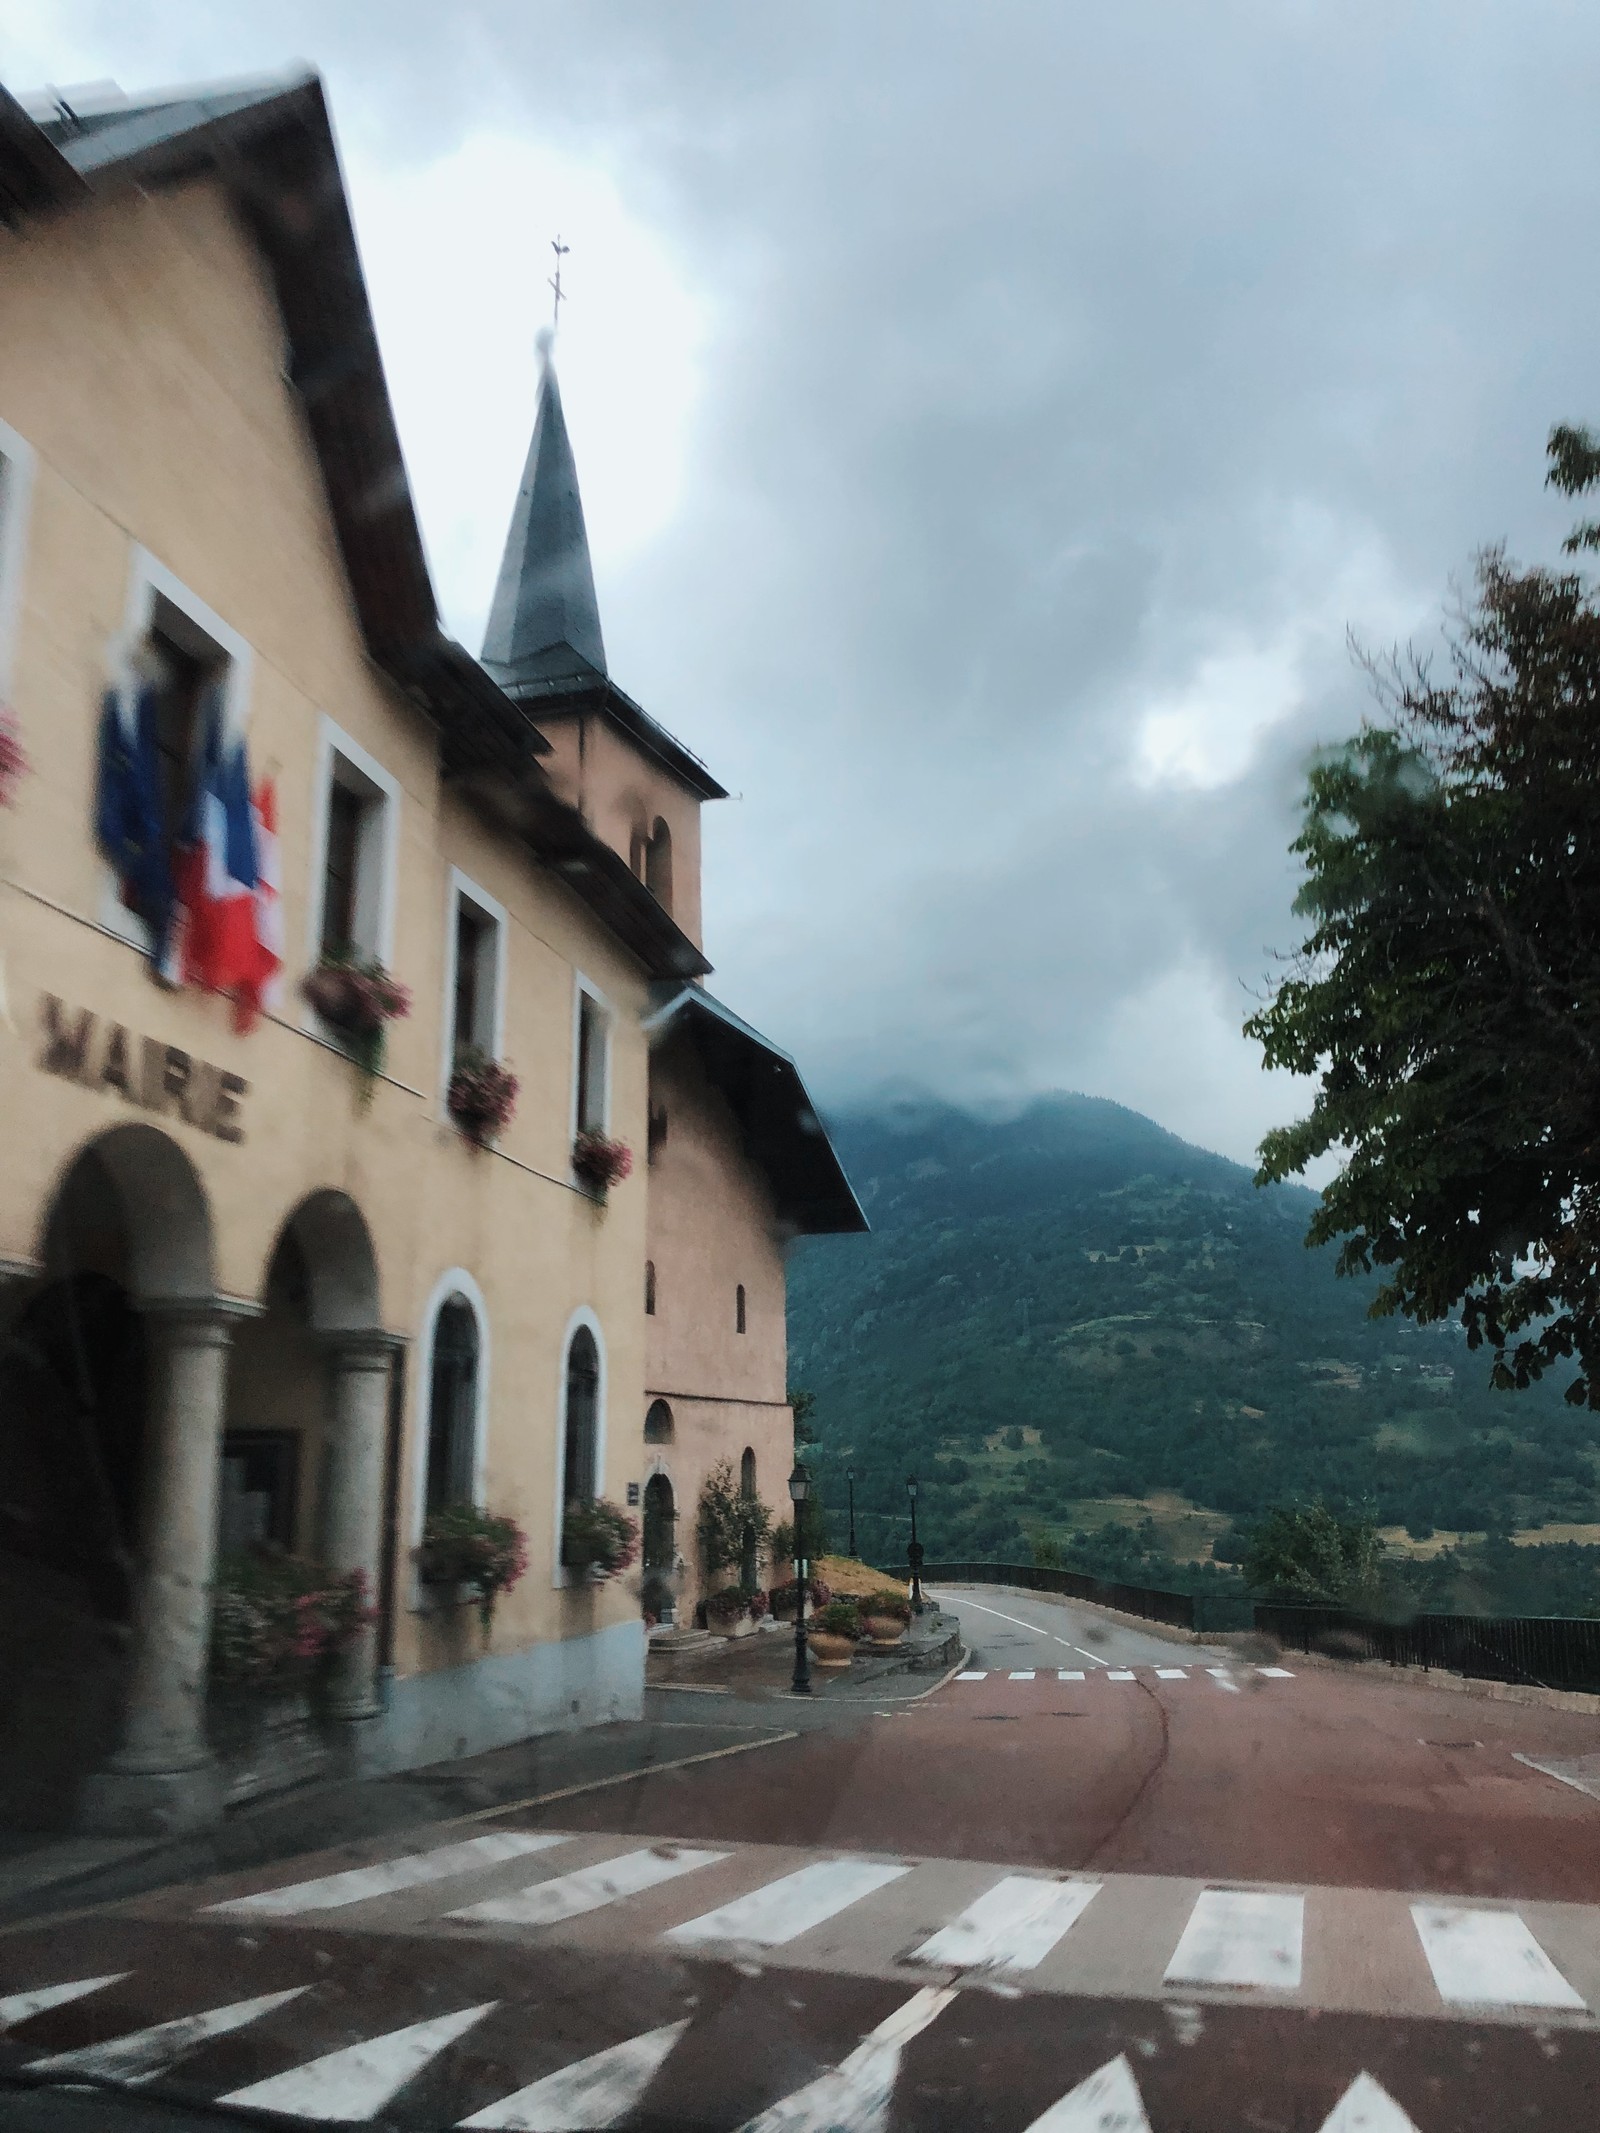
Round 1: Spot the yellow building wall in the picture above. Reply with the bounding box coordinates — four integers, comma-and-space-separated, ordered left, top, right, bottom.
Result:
0, 173, 652, 1697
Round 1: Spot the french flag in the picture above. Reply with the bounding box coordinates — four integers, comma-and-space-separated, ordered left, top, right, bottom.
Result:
175, 698, 282, 1029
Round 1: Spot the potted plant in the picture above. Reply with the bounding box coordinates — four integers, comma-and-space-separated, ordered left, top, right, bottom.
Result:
560, 1497, 640, 1582
572, 1130, 633, 1197
416, 1504, 529, 1633
303, 948, 411, 1094
208, 1549, 376, 1785
769, 1575, 831, 1620
808, 1596, 862, 1668
448, 1046, 520, 1144
860, 1590, 912, 1645
0, 706, 27, 807
705, 1585, 748, 1635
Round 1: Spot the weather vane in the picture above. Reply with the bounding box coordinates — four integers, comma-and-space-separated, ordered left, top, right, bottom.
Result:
549, 235, 570, 331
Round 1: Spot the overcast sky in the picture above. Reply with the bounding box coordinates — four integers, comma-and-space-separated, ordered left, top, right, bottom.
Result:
6, 3, 1599, 1166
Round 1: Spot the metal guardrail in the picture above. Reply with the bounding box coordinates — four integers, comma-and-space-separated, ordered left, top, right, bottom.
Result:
1256, 1603, 1600, 1695
899, 1560, 1201, 1633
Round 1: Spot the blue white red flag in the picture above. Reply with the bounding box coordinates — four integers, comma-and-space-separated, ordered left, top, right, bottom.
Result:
174, 694, 282, 1026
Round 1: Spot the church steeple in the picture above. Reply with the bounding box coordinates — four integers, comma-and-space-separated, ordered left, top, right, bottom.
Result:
482, 347, 607, 692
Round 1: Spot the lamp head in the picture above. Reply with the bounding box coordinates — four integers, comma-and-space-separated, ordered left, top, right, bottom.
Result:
788, 1462, 811, 1505
906, 1475, 919, 1501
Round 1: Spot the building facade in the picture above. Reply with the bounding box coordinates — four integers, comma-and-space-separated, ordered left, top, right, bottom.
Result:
0, 69, 860, 1836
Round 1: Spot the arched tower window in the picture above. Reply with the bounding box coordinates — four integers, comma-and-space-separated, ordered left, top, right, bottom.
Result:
740, 1446, 757, 1500
645, 818, 673, 911
735, 1283, 747, 1334
644, 1260, 656, 1315
563, 1326, 600, 1506
644, 1398, 674, 1444
426, 1296, 480, 1511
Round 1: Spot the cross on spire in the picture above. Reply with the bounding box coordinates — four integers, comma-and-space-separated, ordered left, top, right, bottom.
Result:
549, 235, 570, 332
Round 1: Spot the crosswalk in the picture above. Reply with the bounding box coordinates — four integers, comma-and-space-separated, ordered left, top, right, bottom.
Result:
954, 1665, 1295, 1686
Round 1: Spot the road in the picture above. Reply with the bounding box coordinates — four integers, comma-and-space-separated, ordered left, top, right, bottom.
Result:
6, 1584, 1600, 2130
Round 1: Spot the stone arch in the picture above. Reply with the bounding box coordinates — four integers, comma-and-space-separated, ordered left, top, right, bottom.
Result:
39, 1121, 215, 1303
264, 1190, 382, 1333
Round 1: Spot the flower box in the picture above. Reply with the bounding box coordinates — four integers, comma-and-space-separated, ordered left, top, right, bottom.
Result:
448, 1047, 520, 1144
560, 1497, 640, 1580
416, 1505, 529, 1632
573, 1131, 633, 1196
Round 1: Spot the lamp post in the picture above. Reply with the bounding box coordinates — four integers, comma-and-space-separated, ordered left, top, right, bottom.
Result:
846, 1467, 857, 1561
789, 1460, 812, 1694
906, 1474, 924, 1614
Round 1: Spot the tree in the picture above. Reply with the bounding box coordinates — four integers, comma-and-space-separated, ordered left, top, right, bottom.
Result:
789, 1387, 818, 1448
697, 1458, 772, 1580
1242, 1502, 1382, 1605
1248, 431, 1600, 1407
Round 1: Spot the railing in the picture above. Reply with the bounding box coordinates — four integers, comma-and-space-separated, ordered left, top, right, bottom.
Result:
900, 1560, 1201, 1633
1257, 1604, 1600, 1695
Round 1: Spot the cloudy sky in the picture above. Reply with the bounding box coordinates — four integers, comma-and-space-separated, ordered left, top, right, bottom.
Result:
6, 3, 1599, 1165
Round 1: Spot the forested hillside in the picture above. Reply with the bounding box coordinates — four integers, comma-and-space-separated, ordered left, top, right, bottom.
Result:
788, 1095, 1600, 1585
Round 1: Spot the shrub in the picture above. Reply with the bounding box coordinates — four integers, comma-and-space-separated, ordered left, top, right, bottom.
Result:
814, 1598, 862, 1640
769, 1577, 830, 1618
698, 1458, 773, 1577
418, 1504, 530, 1631
209, 1550, 375, 1695
561, 1498, 640, 1581
867, 1589, 912, 1624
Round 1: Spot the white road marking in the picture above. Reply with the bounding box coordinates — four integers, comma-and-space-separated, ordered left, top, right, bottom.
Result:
1020, 2052, 1153, 2132
1155, 1669, 1188, 1680
1257, 1667, 1295, 1679
928, 1592, 1109, 1668
733, 1986, 954, 2133
449, 1846, 727, 1927
1316, 2071, 1423, 2131
1009, 1670, 1036, 1681
1411, 1903, 1585, 2009
955, 1671, 988, 1681
1513, 1751, 1600, 1802
1164, 1889, 1304, 1990
1058, 1670, 1085, 1681
0, 1975, 127, 2031
26, 1987, 308, 2084
218, 2001, 496, 2120
910, 1874, 1101, 1971
207, 1832, 568, 1916
667, 1858, 910, 1949
458, 2018, 689, 2129
1205, 1668, 1242, 1694
1106, 1670, 1137, 1682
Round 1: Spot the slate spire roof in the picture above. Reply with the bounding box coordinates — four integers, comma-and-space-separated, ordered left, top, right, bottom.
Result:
482, 348, 608, 693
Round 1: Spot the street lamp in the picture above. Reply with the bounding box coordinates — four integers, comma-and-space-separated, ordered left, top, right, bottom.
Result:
846, 1466, 857, 1560
906, 1474, 924, 1614
789, 1460, 812, 1694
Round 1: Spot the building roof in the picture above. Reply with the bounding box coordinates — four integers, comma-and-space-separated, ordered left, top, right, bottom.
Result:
0, 68, 710, 982
643, 986, 868, 1236
482, 354, 608, 688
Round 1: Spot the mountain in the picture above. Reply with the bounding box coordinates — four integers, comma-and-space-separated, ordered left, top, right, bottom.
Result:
787, 1093, 1599, 1577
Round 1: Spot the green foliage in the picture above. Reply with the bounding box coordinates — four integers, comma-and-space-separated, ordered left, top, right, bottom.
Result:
790, 1387, 818, 1446
815, 1598, 862, 1639
418, 1504, 532, 1632
697, 1457, 773, 1577
209, 1550, 374, 1694
1241, 1502, 1383, 1604
1250, 435, 1600, 1408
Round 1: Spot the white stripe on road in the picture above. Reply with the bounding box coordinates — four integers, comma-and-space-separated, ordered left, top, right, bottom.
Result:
449, 1846, 727, 1928
667, 1858, 910, 1949
27, 1987, 308, 2084
458, 2019, 689, 2129
1258, 1667, 1296, 1679
955, 1670, 988, 1681
910, 1875, 1101, 1972
206, 1832, 568, 1916
1020, 2053, 1153, 2132
733, 1986, 954, 2133
1155, 1668, 1188, 1680
1009, 1670, 1036, 1681
1106, 1670, 1137, 1682
1164, 1889, 1304, 1990
1205, 1668, 1242, 1694
218, 2002, 496, 2120
0, 1976, 127, 2031
927, 1592, 1109, 1668
1411, 1903, 1585, 2009
1316, 2072, 1422, 2132
1058, 1670, 1085, 1681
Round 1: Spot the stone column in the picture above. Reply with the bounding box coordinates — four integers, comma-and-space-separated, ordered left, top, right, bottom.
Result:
79, 1301, 240, 1836
319, 1331, 396, 1723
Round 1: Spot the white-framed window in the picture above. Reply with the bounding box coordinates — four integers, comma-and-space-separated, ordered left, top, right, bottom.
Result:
307, 714, 400, 970
442, 868, 507, 1085
99, 548, 254, 947
411, 1269, 490, 1559
0, 416, 39, 699
571, 974, 613, 1139
553, 1307, 607, 1584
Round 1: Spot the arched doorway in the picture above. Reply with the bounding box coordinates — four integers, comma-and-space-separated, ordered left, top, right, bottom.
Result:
563, 1326, 600, 1507
2, 1124, 214, 1829
641, 1473, 677, 1627
739, 1447, 759, 1589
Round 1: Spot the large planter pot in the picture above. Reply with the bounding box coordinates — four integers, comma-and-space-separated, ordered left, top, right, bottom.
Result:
859, 1616, 907, 1648
209, 1687, 329, 1807
807, 1631, 856, 1668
